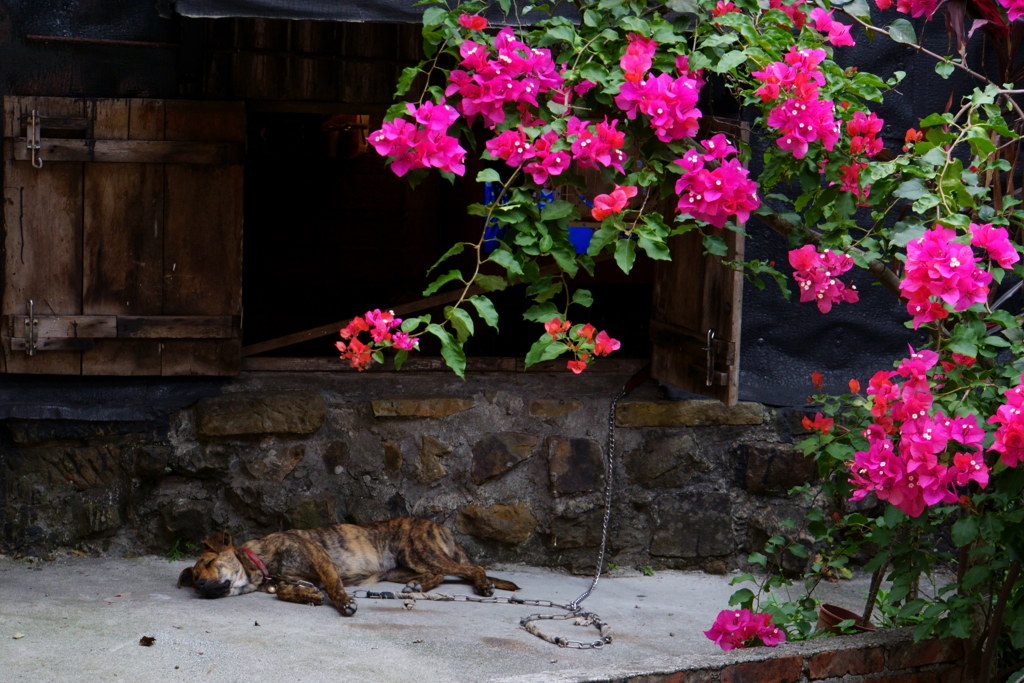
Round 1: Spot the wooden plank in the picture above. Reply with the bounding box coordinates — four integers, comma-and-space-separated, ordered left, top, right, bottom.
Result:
162, 100, 244, 376
13, 138, 244, 164
2, 97, 87, 374
243, 356, 518, 373
83, 98, 165, 375
10, 337, 96, 351
9, 315, 116, 338
117, 316, 237, 339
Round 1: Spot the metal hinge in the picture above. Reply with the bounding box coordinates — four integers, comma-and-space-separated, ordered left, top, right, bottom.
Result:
24, 299, 38, 355
27, 110, 43, 169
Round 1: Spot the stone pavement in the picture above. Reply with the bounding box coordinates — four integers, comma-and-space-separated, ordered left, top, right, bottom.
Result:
0, 553, 885, 683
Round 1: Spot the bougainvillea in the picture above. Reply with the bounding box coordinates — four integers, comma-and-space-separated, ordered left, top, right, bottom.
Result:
704, 609, 787, 650
788, 245, 859, 313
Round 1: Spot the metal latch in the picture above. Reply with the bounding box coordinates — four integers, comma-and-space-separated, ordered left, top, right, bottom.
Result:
27, 110, 43, 169
703, 328, 716, 387
24, 299, 38, 355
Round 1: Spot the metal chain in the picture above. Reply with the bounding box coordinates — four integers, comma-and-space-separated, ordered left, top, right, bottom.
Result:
341, 369, 646, 651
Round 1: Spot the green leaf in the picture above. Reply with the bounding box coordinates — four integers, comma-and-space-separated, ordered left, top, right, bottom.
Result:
427, 324, 465, 379
395, 66, 420, 97
540, 200, 575, 221
935, 61, 955, 79
427, 243, 466, 276
421, 6, 447, 26
467, 295, 499, 332
615, 238, 637, 274
423, 269, 464, 296
702, 233, 729, 257
748, 552, 768, 568
572, 289, 593, 308
393, 349, 408, 371
894, 178, 929, 201
951, 516, 979, 547
445, 306, 475, 343
523, 302, 560, 322
475, 274, 507, 292
476, 168, 501, 183
728, 588, 755, 607
888, 18, 916, 44
712, 50, 747, 74
960, 565, 990, 591
488, 249, 523, 277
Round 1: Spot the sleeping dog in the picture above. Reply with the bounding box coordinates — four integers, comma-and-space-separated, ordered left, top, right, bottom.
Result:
177, 517, 520, 616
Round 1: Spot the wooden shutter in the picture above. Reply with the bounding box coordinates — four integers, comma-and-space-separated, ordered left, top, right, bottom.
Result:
650, 119, 746, 406
1, 97, 243, 375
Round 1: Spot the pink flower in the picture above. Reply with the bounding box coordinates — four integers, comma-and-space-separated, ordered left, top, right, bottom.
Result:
593, 330, 621, 356
952, 452, 990, 488
997, 0, 1024, 20
704, 609, 785, 651
900, 226, 992, 329
988, 376, 1024, 467
788, 245, 860, 313
802, 412, 834, 433
567, 360, 587, 374
544, 317, 570, 340
711, 0, 739, 15
523, 131, 571, 185
970, 223, 1020, 268
848, 111, 884, 157
768, 0, 807, 29
485, 128, 536, 167
392, 332, 418, 351
674, 146, 760, 228
809, 8, 856, 46
895, 0, 943, 19
458, 14, 488, 30
591, 185, 638, 221
620, 34, 657, 84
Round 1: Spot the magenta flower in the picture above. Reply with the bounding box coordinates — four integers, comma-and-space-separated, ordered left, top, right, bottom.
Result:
998, 0, 1024, 20
591, 185, 638, 222
485, 128, 536, 167
988, 377, 1024, 467
704, 609, 785, 651
458, 14, 488, 30
899, 226, 992, 329
809, 8, 856, 46
970, 223, 1020, 268
787, 245, 859, 313
620, 33, 657, 84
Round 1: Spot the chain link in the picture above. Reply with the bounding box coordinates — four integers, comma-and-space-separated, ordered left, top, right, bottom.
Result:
347, 368, 647, 651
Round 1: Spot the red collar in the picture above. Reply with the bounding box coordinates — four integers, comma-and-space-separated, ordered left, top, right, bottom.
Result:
242, 548, 270, 577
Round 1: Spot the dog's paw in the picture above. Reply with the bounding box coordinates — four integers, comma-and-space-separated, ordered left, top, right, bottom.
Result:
339, 601, 358, 617
477, 583, 495, 598
402, 582, 422, 594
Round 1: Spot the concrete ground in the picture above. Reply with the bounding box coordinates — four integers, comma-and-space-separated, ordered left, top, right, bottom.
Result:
0, 553, 878, 683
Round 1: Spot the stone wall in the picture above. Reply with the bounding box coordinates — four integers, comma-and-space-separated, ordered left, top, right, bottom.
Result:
0, 369, 821, 572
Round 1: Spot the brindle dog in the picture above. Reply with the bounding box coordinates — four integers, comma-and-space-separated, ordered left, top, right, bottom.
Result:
177, 517, 520, 616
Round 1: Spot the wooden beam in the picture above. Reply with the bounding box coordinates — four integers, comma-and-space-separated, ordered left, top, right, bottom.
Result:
117, 316, 238, 339
240, 253, 615, 358
13, 139, 244, 164
241, 356, 647, 374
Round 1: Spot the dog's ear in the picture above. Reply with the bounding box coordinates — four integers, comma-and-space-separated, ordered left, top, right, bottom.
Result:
177, 566, 196, 588
203, 531, 232, 553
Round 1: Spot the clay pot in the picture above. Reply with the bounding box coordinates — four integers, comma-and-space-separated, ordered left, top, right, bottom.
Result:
817, 603, 876, 635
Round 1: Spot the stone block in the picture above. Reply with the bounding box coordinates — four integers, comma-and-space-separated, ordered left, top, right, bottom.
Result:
419, 435, 450, 483
887, 638, 964, 670
616, 400, 764, 427
170, 445, 231, 477
650, 492, 734, 558
20, 445, 121, 490
371, 397, 474, 418
624, 672, 714, 683
546, 437, 604, 495
244, 445, 306, 482
746, 505, 811, 576
528, 398, 584, 418
456, 503, 537, 545
81, 502, 121, 536
285, 494, 337, 530
721, 656, 802, 683
625, 434, 709, 489
195, 392, 327, 437
809, 647, 885, 679
160, 499, 215, 541
544, 509, 604, 549
322, 441, 349, 475
471, 432, 539, 484
740, 442, 816, 495
383, 441, 403, 473
136, 446, 171, 480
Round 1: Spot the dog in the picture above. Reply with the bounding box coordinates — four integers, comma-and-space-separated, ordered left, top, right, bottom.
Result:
177, 517, 520, 616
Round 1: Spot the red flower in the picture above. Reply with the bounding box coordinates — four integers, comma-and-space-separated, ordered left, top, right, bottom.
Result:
591, 185, 638, 222
544, 317, 570, 340
849, 378, 860, 394
593, 330, 621, 357
802, 412, 834, 433
577, 323, 596, 342
458, 14, 488, 30
567, 360, 587, 374
811, 371, 824, 390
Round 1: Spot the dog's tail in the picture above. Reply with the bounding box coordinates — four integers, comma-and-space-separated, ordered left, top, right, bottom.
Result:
488, 577, 520, 592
